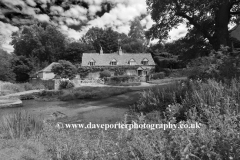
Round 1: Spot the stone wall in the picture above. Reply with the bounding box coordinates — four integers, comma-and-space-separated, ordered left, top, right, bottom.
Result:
30, 79, 55, 90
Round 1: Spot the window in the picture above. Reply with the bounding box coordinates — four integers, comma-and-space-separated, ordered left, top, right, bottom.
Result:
89, 62, 95, 66
110, 61, 117, 65
89, 59, 96, 66
141, 58, 149, 65
110, 59, 117, 65
129, 58, 136, 65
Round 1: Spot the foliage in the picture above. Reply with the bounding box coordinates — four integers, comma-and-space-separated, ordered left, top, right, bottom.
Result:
52, 60, 77, 79
150, 72, 165, 80
187, 46, 240, 81
127, 78, 240, 159
99, 70, 111, 78
105, 75, 140, 84
0, 49, 15, 82
11, 24, 66, 65
1, 79, 240, 159
59, 87, 132, 101
59, 79, 75, 90
62, 41, 87, 64
146, 0, 240, 50
82, 27, 119, 53
0, 111, 43, 139
164, 31, 212, 65
82, 19, 147, 54
11, 55, 34, 82
108, 82, 141, 86
77, 66, 139, 78
121, 17, 147, 53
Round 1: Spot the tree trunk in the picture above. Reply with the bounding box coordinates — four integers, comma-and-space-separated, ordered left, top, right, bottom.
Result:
212, 0, 231, 50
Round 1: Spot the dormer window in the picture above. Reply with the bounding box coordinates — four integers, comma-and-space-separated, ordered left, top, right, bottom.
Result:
128, 58, 136, 65
89, 59, 96, 66
110, 59, 117, 65
141, 58, 149, 65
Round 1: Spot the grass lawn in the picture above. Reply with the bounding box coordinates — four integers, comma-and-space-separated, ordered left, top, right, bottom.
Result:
147, 76, 187, 84
59, 86, 133, 101
107, 82, 141, 86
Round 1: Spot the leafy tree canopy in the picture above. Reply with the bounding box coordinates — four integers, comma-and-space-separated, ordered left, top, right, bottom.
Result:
51, 60, 77, 80
82, 27, 119, 53
11, 55, 34, 82
11, 24, 67, 65
0, 49, 15, 82
146, 0, 240, 50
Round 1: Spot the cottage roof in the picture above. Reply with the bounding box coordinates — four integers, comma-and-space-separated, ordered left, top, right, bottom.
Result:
38, 62, 59, 73
81, 53, 155, 66
230, 23, 240, 41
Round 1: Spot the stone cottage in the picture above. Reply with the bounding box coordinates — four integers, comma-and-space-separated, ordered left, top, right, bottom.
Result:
36, 62, 59, 80
81, 47, 156, 79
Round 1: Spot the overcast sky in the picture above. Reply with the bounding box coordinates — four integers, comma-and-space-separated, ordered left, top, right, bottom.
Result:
0, 0, 188, 53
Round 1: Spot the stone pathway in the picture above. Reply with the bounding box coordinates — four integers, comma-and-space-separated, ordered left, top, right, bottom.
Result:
0, 90, 43, 108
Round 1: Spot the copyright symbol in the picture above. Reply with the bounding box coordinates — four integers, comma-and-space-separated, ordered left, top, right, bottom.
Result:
56, 122, 64, 129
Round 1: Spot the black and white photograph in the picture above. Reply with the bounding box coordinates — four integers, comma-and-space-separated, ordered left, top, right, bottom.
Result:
0, 0, 240, 159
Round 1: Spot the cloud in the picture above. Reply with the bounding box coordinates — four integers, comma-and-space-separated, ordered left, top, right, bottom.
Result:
0, 22, 19, 53
34, 14, 50, 22
0, 0, 189, 53
167, 24, 188, 42
79, 0, 148, 37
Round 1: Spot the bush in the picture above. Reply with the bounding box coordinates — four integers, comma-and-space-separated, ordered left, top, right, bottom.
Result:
127, 79, 240, 159
150, 72, 165, 80
59, 79, 75, 90
99, 70, 111, 79
110, 82, 141, 86
105, 75, 139, 84
20, 83, 34, 91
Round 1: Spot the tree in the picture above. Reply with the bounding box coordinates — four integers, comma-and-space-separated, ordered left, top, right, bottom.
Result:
164, 29, 212, 64
82, 27, 119, 53
121, 17, 148, 53
128, 17, 145, 40
0, 49, 15, 82
11, 24, 67, 65
146, 0, 240, 50
11, 56, 34, 82
51, 60, 77, 79
63, 42, 85, 64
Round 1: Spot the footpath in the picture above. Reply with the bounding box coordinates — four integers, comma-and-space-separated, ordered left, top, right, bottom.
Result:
0, 90, 43, 108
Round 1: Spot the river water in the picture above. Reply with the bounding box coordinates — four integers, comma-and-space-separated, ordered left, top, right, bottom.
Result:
0, 99, 129, 124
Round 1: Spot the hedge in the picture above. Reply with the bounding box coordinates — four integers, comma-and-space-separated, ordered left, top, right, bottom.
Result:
105, 75, 140, 84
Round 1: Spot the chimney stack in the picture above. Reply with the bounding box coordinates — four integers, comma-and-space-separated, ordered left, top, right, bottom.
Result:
100, 47, 103, 55
118, 46, 122, 55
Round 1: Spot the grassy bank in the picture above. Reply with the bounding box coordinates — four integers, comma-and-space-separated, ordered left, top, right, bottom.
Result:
0, 81, 45, 96
0, 79, 240, 159
59, 86, 133, 101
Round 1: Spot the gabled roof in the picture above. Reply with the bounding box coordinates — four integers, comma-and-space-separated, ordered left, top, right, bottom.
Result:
38, 62, 59, 73
142, 58, 149, 61
230, 23, 240, 41
82, 53, 155, 66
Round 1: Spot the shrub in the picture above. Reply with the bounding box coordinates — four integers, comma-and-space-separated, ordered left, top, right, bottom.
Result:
105, 75, 139, 84
59, 79, 75, 90
52, 60, 77, 79
150, 72, 165, 80
127, 79, 240, 159
99, 70, 111, 79
110, 82, 141, 86
20, 83, 34, 91
33, 83, 46, 90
